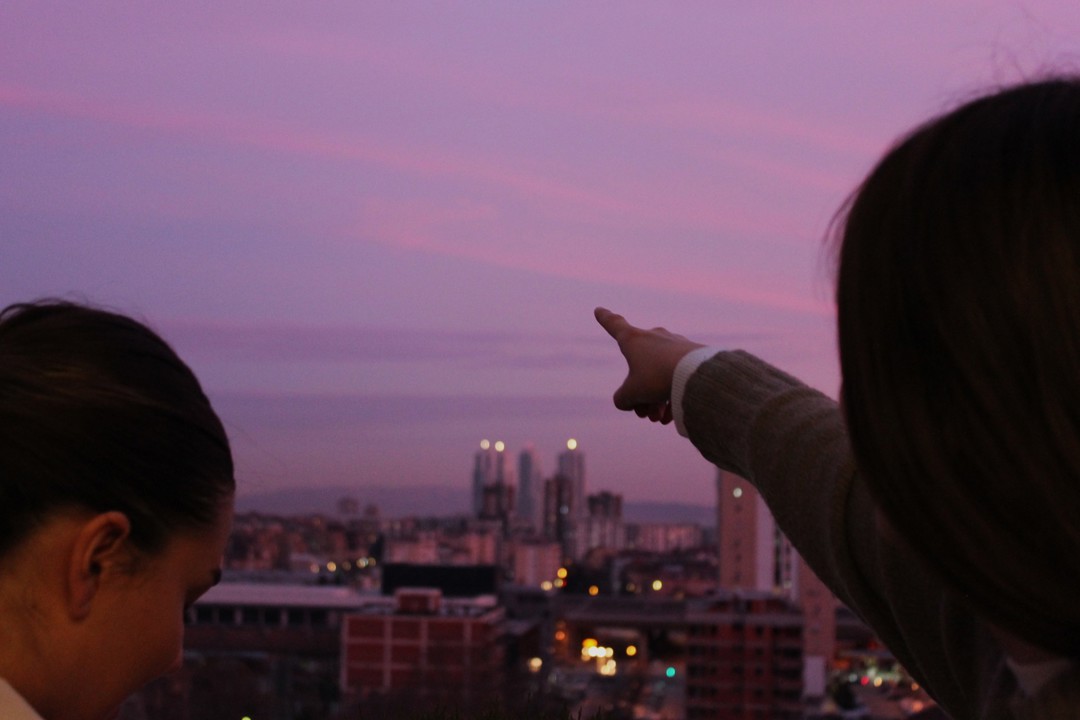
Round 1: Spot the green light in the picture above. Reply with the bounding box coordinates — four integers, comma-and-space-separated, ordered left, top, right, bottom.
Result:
666, 666, 676, 678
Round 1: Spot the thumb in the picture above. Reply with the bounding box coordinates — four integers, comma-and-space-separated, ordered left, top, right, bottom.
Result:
612, 375, 637, 411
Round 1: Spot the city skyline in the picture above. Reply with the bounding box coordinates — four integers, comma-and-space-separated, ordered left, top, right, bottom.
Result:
4, 4, 1080, 503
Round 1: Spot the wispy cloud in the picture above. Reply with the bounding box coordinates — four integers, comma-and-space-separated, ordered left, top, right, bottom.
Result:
354, 194, 834, 319
0, 79, 839, 320
234, 17, 881, 163
162, 319, 762, 370
214, 391, 613, 431
0, 78, 835, 243
0, 83, 685, 229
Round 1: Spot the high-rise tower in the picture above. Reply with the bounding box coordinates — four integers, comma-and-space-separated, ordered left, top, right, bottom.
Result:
716, 468, 837, 693
547, 439, 586, 559
716, 469, 794, 593
516, 444, 542, 530
585, 491, 624, 552
472, 440, 496, 516
542, 473, 578, 562
556, 438, 585, 522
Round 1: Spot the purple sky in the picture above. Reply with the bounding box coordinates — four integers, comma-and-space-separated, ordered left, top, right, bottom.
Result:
3, 3, 1080, 508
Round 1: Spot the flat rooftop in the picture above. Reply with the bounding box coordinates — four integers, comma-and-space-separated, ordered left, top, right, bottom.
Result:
197, 582, 500, 615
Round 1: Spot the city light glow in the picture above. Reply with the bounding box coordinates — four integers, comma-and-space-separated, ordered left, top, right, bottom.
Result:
556, 567, 568, 579
566, 438, 578, 450
626, 645, 637, 657
480, 439, 490, 450
540, 581, 553, 591
582, 644, 615, 662
494, 441, 505, 452
733, 487, 743, 498
528, 657, 543, 673
652, 579, 663, 591
588, 585, 599, 596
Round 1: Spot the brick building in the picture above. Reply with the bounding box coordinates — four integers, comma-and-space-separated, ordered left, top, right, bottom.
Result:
716, 469, 838, 697
685, 593, 804, 720
341, 588, 505, 708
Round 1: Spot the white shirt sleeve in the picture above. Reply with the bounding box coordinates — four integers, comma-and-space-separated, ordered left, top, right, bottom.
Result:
672, 346, 721, 438
0, 679, 45, 720
1006, 656, 1075, 698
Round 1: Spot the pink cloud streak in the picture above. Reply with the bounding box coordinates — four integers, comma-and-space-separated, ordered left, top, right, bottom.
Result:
356, 199, 832, 319
0, 79, 836, 318
0, 80, 821, 243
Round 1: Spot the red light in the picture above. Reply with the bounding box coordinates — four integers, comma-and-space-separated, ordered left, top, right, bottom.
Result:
860, 676, 870, 686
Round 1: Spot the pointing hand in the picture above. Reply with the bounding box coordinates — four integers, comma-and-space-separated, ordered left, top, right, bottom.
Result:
594, 307, 704, 424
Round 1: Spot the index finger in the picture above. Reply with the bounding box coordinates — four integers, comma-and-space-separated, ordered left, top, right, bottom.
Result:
594, 307, 632, 340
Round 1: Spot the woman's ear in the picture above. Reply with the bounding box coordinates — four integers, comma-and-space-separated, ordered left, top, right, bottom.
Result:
67, 512, 132, 620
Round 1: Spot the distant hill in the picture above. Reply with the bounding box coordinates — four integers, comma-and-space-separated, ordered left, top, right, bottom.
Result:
235, 485, 469, 518
236, 485, 713, 526
623, 501, 714, 526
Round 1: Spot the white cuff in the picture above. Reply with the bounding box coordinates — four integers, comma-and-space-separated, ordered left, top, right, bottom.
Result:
1006, 655, 1073, 698
672, 346, 721, 438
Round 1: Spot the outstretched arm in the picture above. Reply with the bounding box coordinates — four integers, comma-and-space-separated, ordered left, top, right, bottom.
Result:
594, 307, 878, 629
594, 307, 989, 715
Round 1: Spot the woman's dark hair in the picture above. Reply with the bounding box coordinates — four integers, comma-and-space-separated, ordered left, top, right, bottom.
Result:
0, 300, 234, 557
835, 77, 1080, 655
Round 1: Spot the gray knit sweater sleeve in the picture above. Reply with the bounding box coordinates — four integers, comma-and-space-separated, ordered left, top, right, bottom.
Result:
682, 350, 1014, 720
681, 351, 869, 606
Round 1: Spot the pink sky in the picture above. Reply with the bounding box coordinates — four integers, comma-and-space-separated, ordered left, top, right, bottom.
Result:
3, 3, 1080, 508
